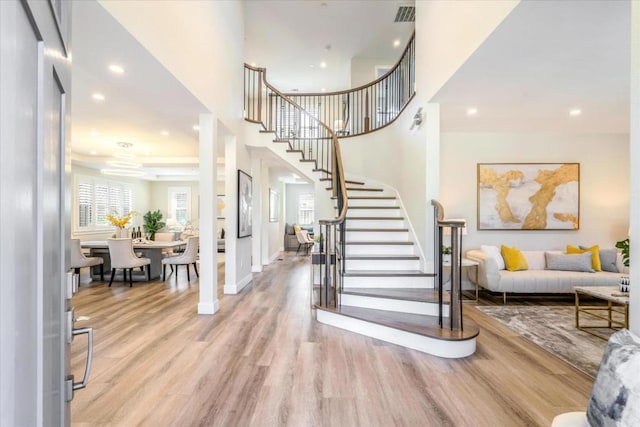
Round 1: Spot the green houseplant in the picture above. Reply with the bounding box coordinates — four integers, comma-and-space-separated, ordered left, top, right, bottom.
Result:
143, 210, 166, 240
615, 237, 630, 267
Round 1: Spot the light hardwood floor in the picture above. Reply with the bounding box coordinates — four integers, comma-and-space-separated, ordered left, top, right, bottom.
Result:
71, 253, 593, 426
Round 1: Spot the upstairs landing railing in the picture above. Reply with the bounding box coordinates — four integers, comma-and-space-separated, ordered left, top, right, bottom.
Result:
244, 65, 348, 310
283, 32, 415, 138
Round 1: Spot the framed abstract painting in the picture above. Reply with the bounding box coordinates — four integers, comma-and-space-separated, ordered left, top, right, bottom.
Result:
477, 163, 579, 230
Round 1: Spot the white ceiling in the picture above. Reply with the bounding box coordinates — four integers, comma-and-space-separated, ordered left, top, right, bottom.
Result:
70, 0, 628, 184
70, 0, 415, 181
433, 0, 631, 133
244, 0, 415, 92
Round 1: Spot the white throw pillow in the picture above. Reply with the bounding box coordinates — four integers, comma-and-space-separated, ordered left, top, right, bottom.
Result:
481, 245, 505, 270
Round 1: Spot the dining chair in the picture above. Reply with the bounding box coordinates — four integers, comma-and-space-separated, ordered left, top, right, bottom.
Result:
107, 238, 151, 287
70, 238, 104, 281
295, 230, 314, 255
162, 236, 199, 281
154, 232, 175, 256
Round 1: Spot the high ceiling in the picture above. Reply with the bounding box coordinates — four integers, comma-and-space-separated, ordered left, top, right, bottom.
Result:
71, 0, 414, 181
70, 0, 630, 183
434, 0, 630, 133
244, 0, 415, 92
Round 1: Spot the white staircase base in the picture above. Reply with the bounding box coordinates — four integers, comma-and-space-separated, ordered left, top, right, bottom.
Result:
316, 309, 476, 359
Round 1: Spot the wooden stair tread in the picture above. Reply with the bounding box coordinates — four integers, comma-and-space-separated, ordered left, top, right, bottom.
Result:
328, 187, 384, 192
341, 287, 440, 303
316, 305, 478, 341
343, 270, 434, 277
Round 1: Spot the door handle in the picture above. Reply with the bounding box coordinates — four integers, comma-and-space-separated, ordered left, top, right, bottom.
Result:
72, 327, 93, 391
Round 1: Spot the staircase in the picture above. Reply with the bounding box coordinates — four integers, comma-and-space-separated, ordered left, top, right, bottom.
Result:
313, 179, 478, 359
243, 35, 478, 359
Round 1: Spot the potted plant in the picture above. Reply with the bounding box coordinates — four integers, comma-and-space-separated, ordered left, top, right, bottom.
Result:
442, 245, 452, 263
143, 210, 166, 240
615, 237, 630, 267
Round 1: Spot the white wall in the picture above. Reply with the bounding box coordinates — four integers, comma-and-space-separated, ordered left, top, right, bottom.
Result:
350, 57, 390, 88
629, 1, 639, 334
71, 165, 151, 239
440, 132, 630, 252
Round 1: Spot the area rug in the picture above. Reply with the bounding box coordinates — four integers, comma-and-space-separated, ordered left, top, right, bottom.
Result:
476, 305, 610, 377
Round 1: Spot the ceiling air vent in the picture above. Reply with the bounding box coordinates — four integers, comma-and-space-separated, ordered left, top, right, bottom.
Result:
394, 5, 415, 23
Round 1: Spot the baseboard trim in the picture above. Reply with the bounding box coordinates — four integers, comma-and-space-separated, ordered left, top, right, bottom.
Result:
224, 272, 253, 294
197, 300, 219, 315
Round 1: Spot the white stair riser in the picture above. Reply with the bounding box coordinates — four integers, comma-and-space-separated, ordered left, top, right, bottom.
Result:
343, 275, 434, 288
345, 231, 409, 241
347, 199, 397, 207
347, 259, 420, 270
346, 244, 414, 256
340, 294, 447, 316
316, 309, 476, 359
346, 209, 402, 218
347, 219, 406, 229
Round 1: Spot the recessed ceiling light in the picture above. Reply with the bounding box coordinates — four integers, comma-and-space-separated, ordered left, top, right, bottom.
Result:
101, 169, 145, 177
90, 130, 99, 136
320, 62, 327, 68
192, 125, 200, 131
321, 88, 326, 93
467, 108, 478, 115
92, 93, 105, 101
109, 64, 124, 74
160, 130, 169, 136
89, 150, 97, 155
106, 160, 142, 169
393, 39, 401, 47
250, 62, 256, 67
569, 109, 582, 116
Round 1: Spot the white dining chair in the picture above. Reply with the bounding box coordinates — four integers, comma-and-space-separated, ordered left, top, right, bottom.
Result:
107, 238, 151, 287
154, 232, 175, 256
70, 238, 104, 282
162, 236, 199, 281
295, 229, 314, 255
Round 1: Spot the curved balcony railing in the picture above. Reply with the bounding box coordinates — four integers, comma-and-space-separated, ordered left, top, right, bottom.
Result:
283, 32, 415, 138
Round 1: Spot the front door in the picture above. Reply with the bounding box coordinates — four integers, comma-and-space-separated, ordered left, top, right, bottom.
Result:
0, 0, 73, 425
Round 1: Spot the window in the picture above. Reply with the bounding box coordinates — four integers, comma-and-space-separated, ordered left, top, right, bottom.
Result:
298, 193, 314, 225
168, 187, 191, 226
75, 176, 133, 230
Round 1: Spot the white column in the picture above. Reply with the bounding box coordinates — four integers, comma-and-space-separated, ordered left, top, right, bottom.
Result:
251, 157, 263, 272
629, 1, 640, 335
224, 135, 237, 293
198, 113, 219, 314
424, 103, 440, 274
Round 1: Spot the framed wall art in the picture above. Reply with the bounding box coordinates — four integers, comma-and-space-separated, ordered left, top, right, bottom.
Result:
477, 163, 579, 230
237, 170, 252, 238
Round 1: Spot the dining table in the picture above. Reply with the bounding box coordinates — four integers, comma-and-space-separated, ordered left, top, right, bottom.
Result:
81, 240, 187, 281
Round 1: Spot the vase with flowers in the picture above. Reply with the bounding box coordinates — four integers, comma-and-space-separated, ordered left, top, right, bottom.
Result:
106, 210, 138, 238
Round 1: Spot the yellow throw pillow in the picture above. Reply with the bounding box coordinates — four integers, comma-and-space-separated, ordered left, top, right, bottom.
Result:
567, 245, 601, 271
501, 245, 528, 271
293, 225, 301, 233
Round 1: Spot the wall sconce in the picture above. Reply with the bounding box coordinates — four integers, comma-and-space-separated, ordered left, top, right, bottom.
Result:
410, 107, 423, 130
